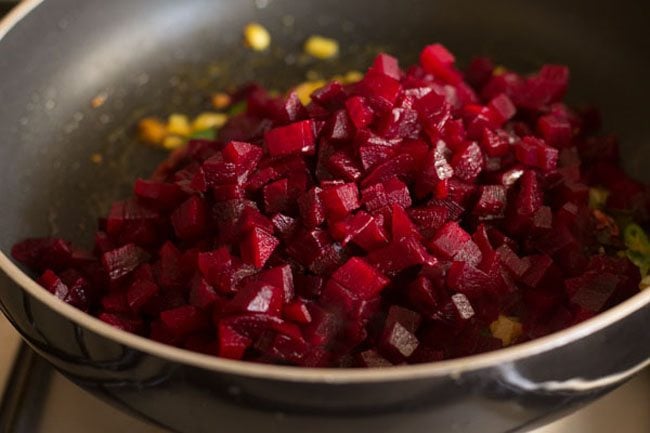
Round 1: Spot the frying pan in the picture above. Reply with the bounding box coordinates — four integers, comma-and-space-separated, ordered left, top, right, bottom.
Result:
0, 0, 649, 432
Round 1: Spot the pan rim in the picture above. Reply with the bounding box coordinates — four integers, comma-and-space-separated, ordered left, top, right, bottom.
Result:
0, 0, 649, 384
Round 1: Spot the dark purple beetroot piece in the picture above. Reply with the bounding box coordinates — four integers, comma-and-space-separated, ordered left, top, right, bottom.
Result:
12, 42, 645, 368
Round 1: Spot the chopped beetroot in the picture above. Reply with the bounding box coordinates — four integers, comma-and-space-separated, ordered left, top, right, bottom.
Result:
240, 227, 279, 268
320, 183, 360, 220
264, 120, 316, 156
12, 43, 644, 368
331, 258, 389, 299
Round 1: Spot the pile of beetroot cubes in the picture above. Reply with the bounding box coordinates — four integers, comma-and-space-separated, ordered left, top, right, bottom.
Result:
13, 44, 648, 367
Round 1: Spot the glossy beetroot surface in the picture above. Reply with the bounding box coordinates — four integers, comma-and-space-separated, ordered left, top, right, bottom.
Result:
12, 44, 648, 367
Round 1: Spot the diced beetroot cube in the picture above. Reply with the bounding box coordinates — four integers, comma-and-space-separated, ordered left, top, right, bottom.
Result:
262, 178, 290, 214
311, 81, 346, 109
520, 255, 558, 288
447, 261, 496, 300
326, 151, 363, 182
379, 320, 420, 361
171, 196, 207, 240
465, 56, 495, 88
473, 185, 507, 218
370, 53, 401, 80
346, 96, 375, 129
416, 141, 454, 196
229, 281, 283, 316
189, 277, 220, 310
419, 43, 462, 84
38, 269, 69, 301
212, 184, 244, 202
361, 154, 415, 188
127, 278, 159, 312
385, 305, 422, 334
160, 305, 210, 337
101, 244, 149, 281
367, 237, 436, 275
283, 300, 312, 324
298, 187, 325, 228
264, 120, 316, 156
428, 222, 481, 265
408, 205, 450, 238
99, 313, 143, 334
358, 71, 402, 112
488, 94, 517, 124
391, 204, 422, 240
134, 179, 185, 210
451, 142, 484, 182
101, 291, 130, 314
202, 155, 238, 186
566, 271, 620, 313
271, 213, 298, 239
257, 264, 294, 302
329, 213, 370, 246
240, 227, 279, 268
537, 115, 572, 148
238, 208, 275, 235
222, 141, 263, 170
217, 322, 252, 360
480, 128, 510, 158
320, 183, 360, 220
376, 107, 420, 140
497, 245, 531, 279
449, 293, 475, 321
12, 238, 74, 272
331, 257, 389, 299
358, 350, 393, 367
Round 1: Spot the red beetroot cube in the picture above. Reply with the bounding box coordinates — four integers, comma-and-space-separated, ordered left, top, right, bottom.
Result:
229, 281, 284, 316
515, 136, 558, 172
488, 94, 517, 124
217, 322, 252, 360
361, 154, 415, 188
222, 141, 263, 175
345, 96, 375, 129
385, 305, 422, 334
537, 114, 572, 148
134, 179, 185, 210
264, 120, 316, 156
451, 142, 484, 182
283, 300, 312, 324
99, 312, 143, 334
358, 71, 402, 112
257, 264, 294, 302
367, 236, 436, 275
320, 183, 360, 220
379, 320, 420, 362
12, 237, 73, 272
473, 185, 507, 218
391, 204, 422, 240
566, 271, 620, 313
160, 305, 209, 337
370, 53, 401, 80
429, 222, 482, 266
480, 128, 510, 158
271, 213, 298, 238
419, 43, 462, 84
358, 350, 393, 367
101, 244, 149, 281
127, 278, 159, 312
298, 187, 325, 228
189, 278, 220, 310
38, 269, 69, 301
326, 151, 363, 182
263, 178, 290, 214
171, 196, 207, 240
330, 211, 389, 250
331, 257, 389, 299
240, 227, 279, 268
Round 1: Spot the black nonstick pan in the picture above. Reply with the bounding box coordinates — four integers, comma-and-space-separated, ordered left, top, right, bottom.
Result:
0, 1, 649, 432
